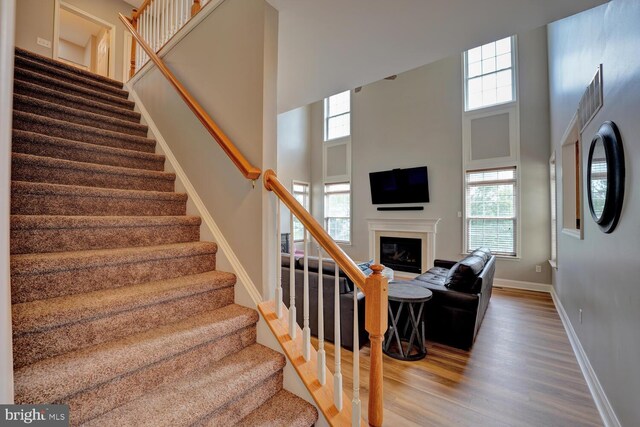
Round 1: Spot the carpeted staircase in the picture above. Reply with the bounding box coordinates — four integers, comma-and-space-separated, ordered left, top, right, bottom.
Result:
9, 47, 318, 427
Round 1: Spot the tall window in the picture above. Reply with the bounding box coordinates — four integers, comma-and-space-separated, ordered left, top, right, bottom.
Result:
324, 182, 351, 243
464, 36, 516, 111
324, 90, 351, 141
292, 181, 310, 242
549, 154, 557, 267
465, 167, 517, 256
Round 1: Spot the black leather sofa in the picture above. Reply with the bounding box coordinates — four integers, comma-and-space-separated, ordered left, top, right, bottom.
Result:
395, 248, 495, 349
281, 254, 368, 350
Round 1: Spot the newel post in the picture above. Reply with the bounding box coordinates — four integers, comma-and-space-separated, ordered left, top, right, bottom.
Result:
365, 264, 388, 427
129, 10, 138, 79
191, 0, 201, 17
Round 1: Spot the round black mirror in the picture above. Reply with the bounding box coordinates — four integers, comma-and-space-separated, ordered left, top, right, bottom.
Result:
587, 121, 625, 233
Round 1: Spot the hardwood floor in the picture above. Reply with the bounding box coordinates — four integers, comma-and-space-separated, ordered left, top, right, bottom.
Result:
315, 288, 602, 426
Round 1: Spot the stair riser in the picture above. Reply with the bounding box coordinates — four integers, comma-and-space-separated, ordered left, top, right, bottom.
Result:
66, 326, 257, 425
13, 113, 155, 154
11, 158, 175, 193
12, 135, 164, 172
14, 69, 133, 110
11, 190, 186, 217
198, 373, 283, 427
13, 286, 234, 368
14, 81, 140, 123
11, 252, 216, 303
15, 48, 124, 90
15, 56, 128, 99
11, 223, 199, 254
13, 97, 148, 137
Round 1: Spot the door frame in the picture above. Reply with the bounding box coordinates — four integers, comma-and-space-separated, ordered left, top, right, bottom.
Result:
53, 0, 116, 79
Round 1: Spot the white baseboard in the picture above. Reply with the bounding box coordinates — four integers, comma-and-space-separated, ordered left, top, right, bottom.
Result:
127, 86, 262, 306
493, 278, 553, 293
551, 289, 621, 427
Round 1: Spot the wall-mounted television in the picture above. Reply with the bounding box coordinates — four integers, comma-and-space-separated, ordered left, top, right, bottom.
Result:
369, 166, 429, 204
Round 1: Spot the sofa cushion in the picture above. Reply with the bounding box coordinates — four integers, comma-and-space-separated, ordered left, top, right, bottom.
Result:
444, 255, 485, 292
402, 280, 480, 311
470, 247, 492, 263
414, 267, 449, 287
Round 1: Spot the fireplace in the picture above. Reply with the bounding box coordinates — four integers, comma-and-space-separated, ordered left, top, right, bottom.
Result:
380, 236, 422, 274
367, 218, 440, 278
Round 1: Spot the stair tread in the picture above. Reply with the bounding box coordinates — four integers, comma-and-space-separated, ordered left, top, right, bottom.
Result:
12, 130, 164, 170
13, 110, 155, 152
11, 181, 186, 200
12, 270, 236, 335
12, 152, 175, 181
14, 79, 140, 122
15, 55, 129, 98
15, 47, 124, 89
238, 389, 319, 427
13, 93, 148, 135
10, 214, 200, 230
14, 67, 134, 109
15, 304, 260, 404
83, 343, 285, 427
10, 241, 217, 276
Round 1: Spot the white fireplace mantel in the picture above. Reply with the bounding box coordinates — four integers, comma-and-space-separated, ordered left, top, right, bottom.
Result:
367, 218, 441, 277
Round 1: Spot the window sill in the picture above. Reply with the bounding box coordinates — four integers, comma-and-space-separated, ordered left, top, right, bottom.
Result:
548, 259, 558, 270
461, 252, 520, 260
561, 228, 582, 240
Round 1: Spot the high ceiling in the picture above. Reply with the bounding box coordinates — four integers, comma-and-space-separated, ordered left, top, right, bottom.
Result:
268, 0, 608, 113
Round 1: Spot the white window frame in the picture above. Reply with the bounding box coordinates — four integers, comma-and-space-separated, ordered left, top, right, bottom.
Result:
549, 152, 558, 269
463, 36, 517, 112
323, 181, 351, 244
560, 112, 584, 240
324, 90, 351, 142
292, 180, 310, 243
463, 167, 520, 258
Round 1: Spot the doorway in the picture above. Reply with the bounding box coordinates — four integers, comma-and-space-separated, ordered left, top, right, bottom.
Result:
53, 1, 116, 79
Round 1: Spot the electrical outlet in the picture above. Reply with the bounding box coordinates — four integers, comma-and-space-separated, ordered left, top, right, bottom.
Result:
579, 309, 583, 324
535, 265, 542, 273
457, 211, 462, 218
37, 37, 52, 48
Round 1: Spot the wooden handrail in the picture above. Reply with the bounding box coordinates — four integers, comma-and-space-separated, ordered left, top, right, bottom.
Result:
119, 13, 261, 181
263, 169, 366, 290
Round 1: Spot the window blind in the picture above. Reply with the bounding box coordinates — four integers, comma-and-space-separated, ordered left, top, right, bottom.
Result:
465, 167, 517, 256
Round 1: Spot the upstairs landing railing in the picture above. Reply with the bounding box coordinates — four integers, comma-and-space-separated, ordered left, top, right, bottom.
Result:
121, 9, 388, 426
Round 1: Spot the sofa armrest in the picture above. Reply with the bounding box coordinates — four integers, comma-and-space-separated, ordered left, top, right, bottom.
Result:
433, 259, 457, 269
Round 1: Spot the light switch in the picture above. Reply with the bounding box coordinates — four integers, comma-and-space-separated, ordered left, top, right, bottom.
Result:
37, 37, 52, 48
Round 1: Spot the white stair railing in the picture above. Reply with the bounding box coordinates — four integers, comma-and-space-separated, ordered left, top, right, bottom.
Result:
129, 0, 205, 78
259, 169, 389, 426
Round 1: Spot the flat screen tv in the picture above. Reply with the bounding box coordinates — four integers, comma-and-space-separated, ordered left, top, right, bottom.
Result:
369, 166, 429, 204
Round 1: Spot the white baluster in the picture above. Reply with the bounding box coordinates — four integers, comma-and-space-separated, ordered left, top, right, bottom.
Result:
289, 212, 296, 339
275, 200, 282, 318
162, 0, 167, 45
352, 289, 361, 426
317, 245, 326, 385
302, 229, 311, 361
152, 0, 157, 51
334, 262, 343, 411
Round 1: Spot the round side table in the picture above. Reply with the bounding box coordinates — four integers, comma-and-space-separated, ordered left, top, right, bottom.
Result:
383, 283, 432, 361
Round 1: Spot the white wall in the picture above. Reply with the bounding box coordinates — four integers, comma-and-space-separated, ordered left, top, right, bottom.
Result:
309, 26, 551, 284
132, 0, 278, 297
548, 1, 640, 424
15, 0, 134, 81
0, 0, 15, 404
277, 105, 311, 233
58, 38, 86, 66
